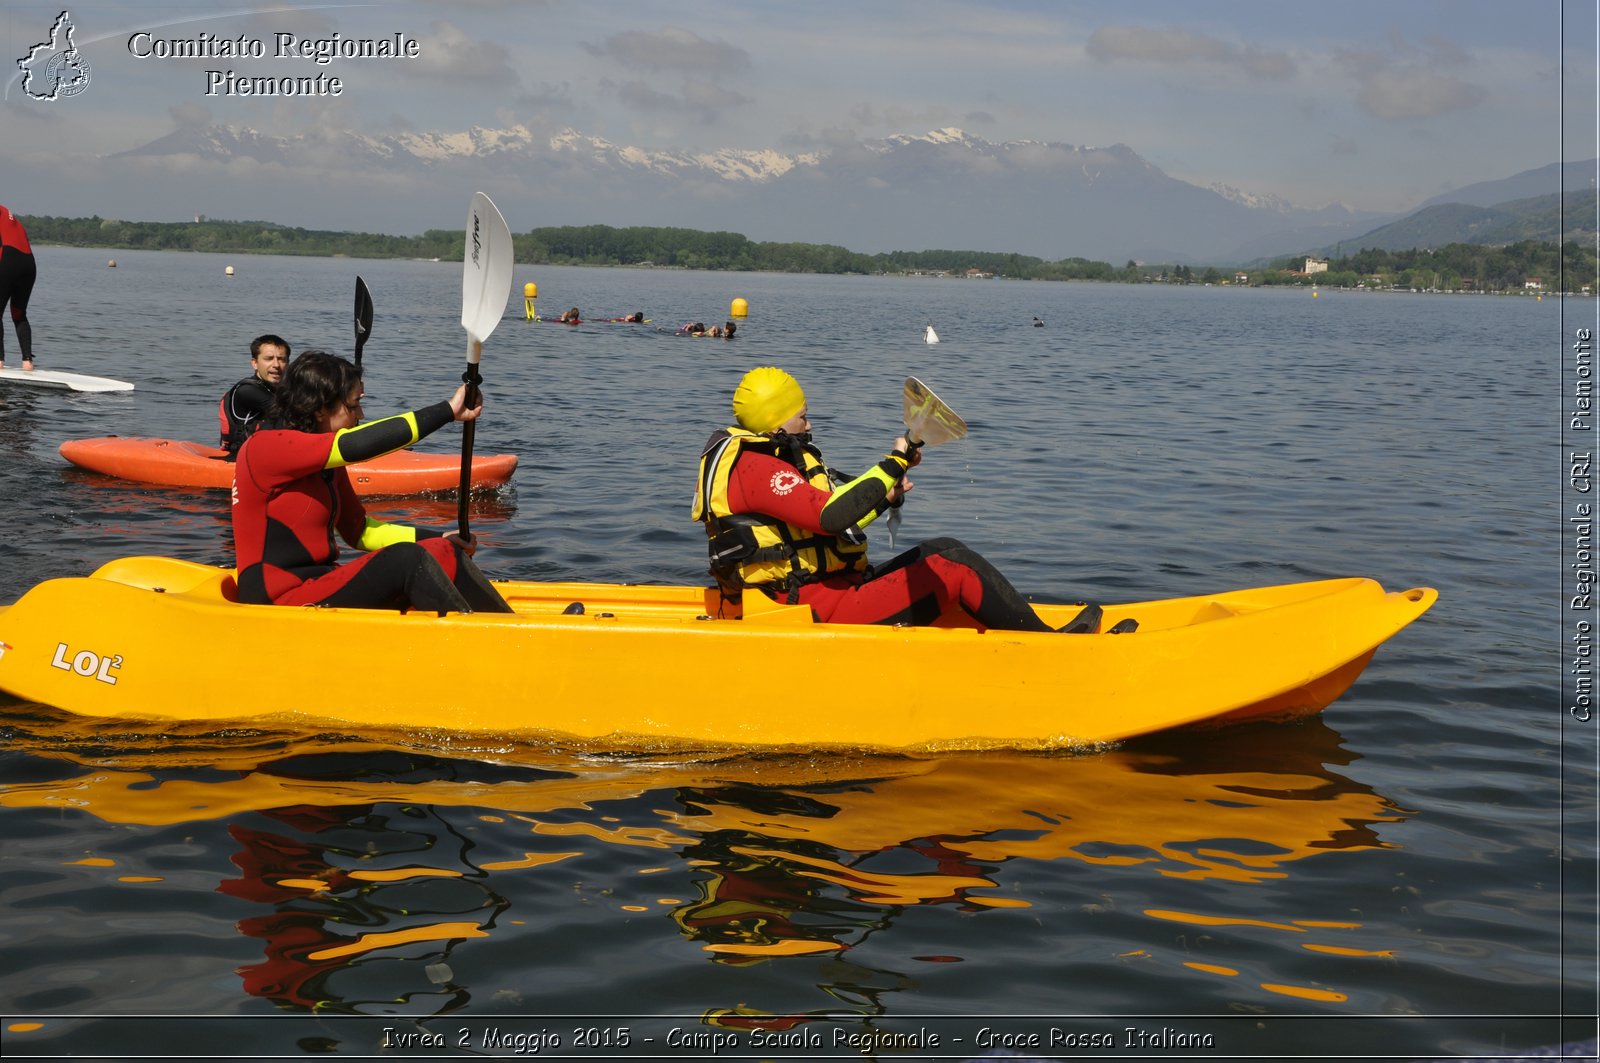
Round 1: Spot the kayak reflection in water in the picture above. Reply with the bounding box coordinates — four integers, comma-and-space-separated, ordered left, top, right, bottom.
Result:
232, 350, 511, 613
692, 366, 1099, 632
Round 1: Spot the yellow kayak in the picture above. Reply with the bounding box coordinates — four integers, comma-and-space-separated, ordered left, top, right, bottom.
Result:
0, 556, 1436, 751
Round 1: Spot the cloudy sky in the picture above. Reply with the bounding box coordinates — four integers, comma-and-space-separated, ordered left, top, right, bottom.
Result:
3, 0, 1596, 233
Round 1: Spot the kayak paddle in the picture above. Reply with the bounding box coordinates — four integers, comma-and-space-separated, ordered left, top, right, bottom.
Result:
886, 376, 968, 548
903, 376, 968, 449
457, 192, 514, 537
353, 276, 374, 369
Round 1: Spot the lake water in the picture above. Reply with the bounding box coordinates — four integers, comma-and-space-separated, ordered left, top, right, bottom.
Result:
0, 246, 1594, 1060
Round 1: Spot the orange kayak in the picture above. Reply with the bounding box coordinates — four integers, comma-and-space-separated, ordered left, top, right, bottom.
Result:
59, 436, 517, 497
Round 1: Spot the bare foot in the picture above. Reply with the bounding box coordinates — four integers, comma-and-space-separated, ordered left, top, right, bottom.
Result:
22, 360, 34, 371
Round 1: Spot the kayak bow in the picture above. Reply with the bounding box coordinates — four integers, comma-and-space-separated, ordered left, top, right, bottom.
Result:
0, 557, 1436, 751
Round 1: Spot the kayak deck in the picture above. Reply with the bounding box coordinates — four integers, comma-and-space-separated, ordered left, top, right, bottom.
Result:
59, 436, 517, 496
0, 556, 1437, 751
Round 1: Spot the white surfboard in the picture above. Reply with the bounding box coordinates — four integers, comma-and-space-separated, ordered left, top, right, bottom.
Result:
0, 367, 135, 393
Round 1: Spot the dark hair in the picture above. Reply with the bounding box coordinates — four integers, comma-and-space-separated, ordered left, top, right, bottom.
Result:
724, 321, 736, 337
268, 350, 362, 432
250, 334, 291, 360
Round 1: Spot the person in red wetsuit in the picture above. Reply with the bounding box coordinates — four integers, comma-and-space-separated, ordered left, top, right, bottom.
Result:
232, 350, 511, 613
692, 366, 1100, 632
0, 204, 37, 371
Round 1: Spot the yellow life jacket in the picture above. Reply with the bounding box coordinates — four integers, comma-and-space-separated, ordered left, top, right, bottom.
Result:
692, 427, 869, 595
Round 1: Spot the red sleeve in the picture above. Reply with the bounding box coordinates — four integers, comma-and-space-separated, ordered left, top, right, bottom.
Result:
726, 450, 831, 531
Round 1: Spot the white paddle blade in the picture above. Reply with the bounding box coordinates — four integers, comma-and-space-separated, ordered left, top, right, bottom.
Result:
903, 376, 967, 446
461, 192, 515, 350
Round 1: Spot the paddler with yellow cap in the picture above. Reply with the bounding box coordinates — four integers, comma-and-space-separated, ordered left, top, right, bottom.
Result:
692, 367, 1100, 632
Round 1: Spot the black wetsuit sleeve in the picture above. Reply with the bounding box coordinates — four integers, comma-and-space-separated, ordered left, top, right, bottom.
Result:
329, 401, 455, 466
816, 456, 908, 534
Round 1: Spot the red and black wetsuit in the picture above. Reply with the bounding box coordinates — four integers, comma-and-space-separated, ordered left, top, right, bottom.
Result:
724, 446, 1055, 632
219, 375, 275, 459
0, 206, 36, 366
232, 403, 508, 612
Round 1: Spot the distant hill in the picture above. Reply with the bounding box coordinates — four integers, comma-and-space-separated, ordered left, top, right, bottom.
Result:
1312, 189, 1598, 256
1416, 159, 1597, 209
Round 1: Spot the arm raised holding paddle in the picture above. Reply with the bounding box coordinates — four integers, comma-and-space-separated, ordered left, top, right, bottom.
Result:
231, 350, 511, 614
691, 367, 1107, 633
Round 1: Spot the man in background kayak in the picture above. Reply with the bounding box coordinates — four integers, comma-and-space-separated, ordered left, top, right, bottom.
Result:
0, 205, 37, 372
219, 335, 290, 460
692, 366, 1101, 632
232, 350, 511, 613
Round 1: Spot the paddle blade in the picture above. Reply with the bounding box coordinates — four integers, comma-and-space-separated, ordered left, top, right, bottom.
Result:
353, 276, 374, 366
461, 192, 514, 350
903, 377, 967, 447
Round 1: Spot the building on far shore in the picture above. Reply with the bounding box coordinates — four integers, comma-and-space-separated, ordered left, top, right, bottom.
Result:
1304, 257, 1329, 275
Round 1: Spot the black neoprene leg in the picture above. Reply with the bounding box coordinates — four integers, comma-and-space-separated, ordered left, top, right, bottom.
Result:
874, 537, 1056, 632
450, 553, 514, 613
312, 542, 473, 612
12, 317, 31, 362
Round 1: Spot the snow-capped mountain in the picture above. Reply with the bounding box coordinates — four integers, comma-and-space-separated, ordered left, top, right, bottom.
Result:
109, 124, 1393, 263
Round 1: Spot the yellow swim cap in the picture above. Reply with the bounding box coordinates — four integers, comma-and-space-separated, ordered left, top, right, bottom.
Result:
732, 366, 805, 433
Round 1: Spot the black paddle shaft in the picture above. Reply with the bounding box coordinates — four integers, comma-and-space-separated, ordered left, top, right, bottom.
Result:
456, 363, 482, 536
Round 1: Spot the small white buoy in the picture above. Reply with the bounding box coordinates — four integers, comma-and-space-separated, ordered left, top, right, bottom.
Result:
107, 259, 117, 268
225, 265, 235, 277
925, 324, 939, 344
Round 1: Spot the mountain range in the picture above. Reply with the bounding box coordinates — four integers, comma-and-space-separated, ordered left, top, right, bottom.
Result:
1309, 188, 1598, 258
112, 123, 1593, 264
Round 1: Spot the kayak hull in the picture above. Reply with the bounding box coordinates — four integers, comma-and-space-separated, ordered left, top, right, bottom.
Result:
59, 436, 517, 496
0, 366, 134, 392
0, 556, 1437, 751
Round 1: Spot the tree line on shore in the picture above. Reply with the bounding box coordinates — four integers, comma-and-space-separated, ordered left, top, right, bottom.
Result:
20, 214, 1595, 293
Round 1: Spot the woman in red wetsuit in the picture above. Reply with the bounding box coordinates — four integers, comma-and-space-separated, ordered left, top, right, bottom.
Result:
692, 366, 1100, 633
0, 204, 37, 371
232, 350, 511, 613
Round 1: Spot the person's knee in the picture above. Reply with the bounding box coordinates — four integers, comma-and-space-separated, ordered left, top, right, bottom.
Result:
921, 536, 980, 565
386, 541, 429, 565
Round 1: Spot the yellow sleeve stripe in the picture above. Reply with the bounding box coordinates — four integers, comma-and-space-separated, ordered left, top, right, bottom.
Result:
356, 517, 417, 552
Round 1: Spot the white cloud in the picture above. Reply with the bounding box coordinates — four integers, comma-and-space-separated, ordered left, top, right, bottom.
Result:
1086, 24, 1293, 80
582, 27, 750, 73
1357, 69, 1485, 121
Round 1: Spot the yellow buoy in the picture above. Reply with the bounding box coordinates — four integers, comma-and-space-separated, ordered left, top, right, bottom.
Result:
730, 297, 748, 318
225, 265, 235, 277
524, 281, 538, 320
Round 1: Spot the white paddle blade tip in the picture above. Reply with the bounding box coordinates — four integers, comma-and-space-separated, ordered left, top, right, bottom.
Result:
462, 192, 515, 343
